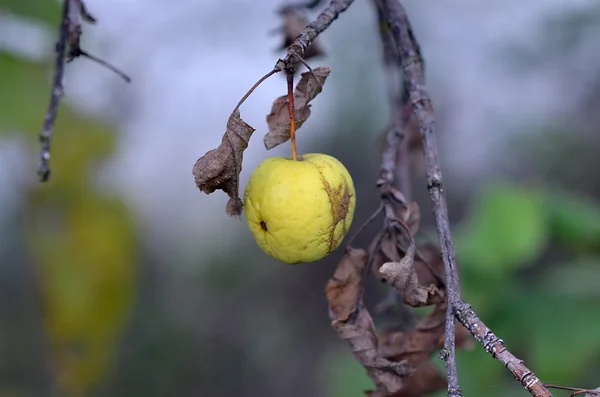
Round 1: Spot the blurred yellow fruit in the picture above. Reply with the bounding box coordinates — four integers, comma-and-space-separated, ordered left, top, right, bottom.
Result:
244, 153, 356, 264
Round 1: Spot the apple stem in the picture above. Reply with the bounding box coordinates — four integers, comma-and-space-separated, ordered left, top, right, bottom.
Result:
286, 70, 297, 161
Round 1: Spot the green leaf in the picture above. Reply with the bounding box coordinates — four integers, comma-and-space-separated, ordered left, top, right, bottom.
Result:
455, 183, 549, 278
546, 190, 600, 252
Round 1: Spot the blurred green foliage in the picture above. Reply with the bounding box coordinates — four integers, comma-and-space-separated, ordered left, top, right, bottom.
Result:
2, 3, 137, 397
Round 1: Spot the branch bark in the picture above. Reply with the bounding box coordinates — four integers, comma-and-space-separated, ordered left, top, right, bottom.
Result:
376, 2, 554, 397
276, 0, 356, 72
38, 0, 70, 181
454, 301, 552, 397
377, 1, 462, 394
38, 0, 130, 181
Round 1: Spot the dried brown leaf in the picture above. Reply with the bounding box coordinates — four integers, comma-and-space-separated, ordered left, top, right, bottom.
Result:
376, 301, 446, 396
264, 67, 331, 149
379, 303, 445, 364
192, 110, 255, 217
414, 243, 444, 287
370, 231, 400, 280
277, 10, 325, 61
411, 245, 473, 350
379, 303, 445, 361
380, 232, 400, 262
327, 248, 411, 396
379, 240, 444, 308
334, 303, 412, 397
369, 232, 387, 279
326, 248, 367, 321
389, 362, 446, 397
405, 201, 420, 235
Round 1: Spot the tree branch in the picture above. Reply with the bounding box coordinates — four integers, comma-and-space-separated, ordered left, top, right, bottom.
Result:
370, 0, 422, 314
38, 0, 130, 182
276, 0, 356, 73
377, 0, 462, 395
454, 301, 552, 397
376, 2, 555, 397
38, 0, 70, 182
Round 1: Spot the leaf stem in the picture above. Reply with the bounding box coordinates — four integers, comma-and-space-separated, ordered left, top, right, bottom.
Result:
286, 70, 297, 161
232, 68, 279, 115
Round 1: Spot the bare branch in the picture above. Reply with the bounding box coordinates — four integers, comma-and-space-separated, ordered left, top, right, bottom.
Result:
276, 0, 356, 73
455, 301, 553, 397
545, 385, 600, 397
38, 0, 130, 181
38, 0, 70, 182
377, 1, 463, 394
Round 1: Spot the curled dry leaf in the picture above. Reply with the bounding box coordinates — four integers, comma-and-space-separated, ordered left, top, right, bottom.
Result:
379, 239, 444, 308
326, 248, 367, 321
378, 296, 447, 396
264, 67, 331, 150
276, 10, 325, 61
413, 243, 444, 287
334, 303, 412, 397
411, 244, 473, 350
192, 110, 255, 217
326, 249, 411, 396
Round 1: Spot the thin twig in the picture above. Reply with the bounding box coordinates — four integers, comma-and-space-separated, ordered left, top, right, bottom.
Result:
286, 71, 298, 160
378, 0, 463, 395
345, 203, 383, 249
545, 385, 599, 397
275, 0, 356, 73
38, 0, 130, 181
38, 0, 70, 182
369, 0, 421, 316
69, 49, 131, 82
455, 301, 553, 397
232, 69, 278, 114
297, 56, 324, 89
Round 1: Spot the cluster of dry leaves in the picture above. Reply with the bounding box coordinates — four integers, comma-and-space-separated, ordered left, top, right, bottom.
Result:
325, 186, 474, 396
